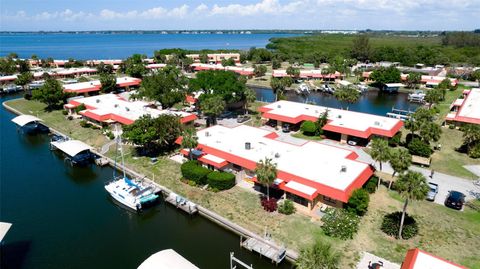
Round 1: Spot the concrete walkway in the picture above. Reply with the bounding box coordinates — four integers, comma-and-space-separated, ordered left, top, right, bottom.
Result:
356, 252, 400, 269
100, 140, 116, 154
463, 165, 480, 177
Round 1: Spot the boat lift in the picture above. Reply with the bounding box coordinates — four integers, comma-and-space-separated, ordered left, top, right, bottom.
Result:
230, 252, 254, 269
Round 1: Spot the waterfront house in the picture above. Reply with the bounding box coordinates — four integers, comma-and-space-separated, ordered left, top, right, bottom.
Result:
65, 93, 197, 126
63, 76, 141, 96
176, 124, 374, 210
186, 53, 241, 64
259, 100, 403, 145
445, 88, 480, 126
272, 69, 342, 81
190, 63, 255, 77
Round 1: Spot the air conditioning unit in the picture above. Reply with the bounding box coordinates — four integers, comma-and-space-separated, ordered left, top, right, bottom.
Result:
205, 131, 210, 137
341, 165, 347, 172
277, 105, 281, 108
245, 142, 251, 150
337, 115, 342, 119
275, 152, 280, 158
374, 121, 380, 126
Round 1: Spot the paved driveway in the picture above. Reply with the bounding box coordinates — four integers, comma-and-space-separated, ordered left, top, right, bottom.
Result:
409, 166, 480, 206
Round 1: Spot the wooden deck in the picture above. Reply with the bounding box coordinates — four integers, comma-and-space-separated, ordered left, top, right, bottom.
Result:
164, 192, 198, 215
241, 237, 286, 264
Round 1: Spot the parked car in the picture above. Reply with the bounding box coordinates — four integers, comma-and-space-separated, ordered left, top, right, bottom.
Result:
282, 123, 290, 133
219, 111, 234, 119
444, 191, 465, 210
266, 120, 277, 128
426, 182, 439, 201
236, 115, 251, 123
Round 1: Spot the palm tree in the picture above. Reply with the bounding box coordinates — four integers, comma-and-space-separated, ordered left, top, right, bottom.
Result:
200, 96, 225, 126
181, 128, 198, 160
244, 88, 257, 115
255, 158, 277, 200
395, 170, 428, 239
296, 240, 340, 269
370, 138, 391, 188
389, 148, 411, 189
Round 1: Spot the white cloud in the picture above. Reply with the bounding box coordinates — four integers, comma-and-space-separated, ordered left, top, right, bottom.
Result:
1, 0, 478, 30
211, 0, 306, 16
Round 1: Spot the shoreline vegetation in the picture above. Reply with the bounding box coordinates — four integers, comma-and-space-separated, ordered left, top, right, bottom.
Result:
4, 98, 480, 268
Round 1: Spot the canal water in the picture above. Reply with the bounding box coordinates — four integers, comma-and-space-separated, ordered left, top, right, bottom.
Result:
253, 87, 419, 116
0, 94, 292, 269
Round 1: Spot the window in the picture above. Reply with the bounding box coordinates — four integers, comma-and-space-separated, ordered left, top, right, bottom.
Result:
286, 193, 308, 207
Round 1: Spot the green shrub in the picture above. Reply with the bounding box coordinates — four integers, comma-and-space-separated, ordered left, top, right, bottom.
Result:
468, 143, 480, 158
62, 110, 68, 115
181, 160, 211, 185
345, 189, 370, 216
364, 177, 378, 194
381, 211, 418, 239
278, 199, 296, 215
407, 138, 433, 157
79, 120, 92, 128
449, 124, 456, 129
300, 120, 317, 136
322, 209, 360, 240
105, 131, 115, 140
75, 103, 86, 113
207, 171, 236, 190
389, 131, 401, 147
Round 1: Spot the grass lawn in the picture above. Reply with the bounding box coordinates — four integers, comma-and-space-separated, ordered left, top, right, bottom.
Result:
341, 187, 480, 269
430, 127, 480, 179
245, 101, 267, 127
291, 132, 323, 141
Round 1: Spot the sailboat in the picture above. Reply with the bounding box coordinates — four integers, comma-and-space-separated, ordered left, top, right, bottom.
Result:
104, 125, 159, 211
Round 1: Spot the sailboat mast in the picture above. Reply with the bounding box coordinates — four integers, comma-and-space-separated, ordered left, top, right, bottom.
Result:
119, 126, 127, 179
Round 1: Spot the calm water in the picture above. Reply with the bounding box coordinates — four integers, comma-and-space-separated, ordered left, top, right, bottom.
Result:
0, 33, 297, 60
253, 87, 419, 116
0, 94, 292, 269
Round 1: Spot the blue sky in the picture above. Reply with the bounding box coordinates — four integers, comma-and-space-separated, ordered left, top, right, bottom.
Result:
1, 0, 479, 31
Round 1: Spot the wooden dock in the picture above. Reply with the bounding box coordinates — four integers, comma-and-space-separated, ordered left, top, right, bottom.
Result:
241, 237, 286, 264
164, 192, 198, 215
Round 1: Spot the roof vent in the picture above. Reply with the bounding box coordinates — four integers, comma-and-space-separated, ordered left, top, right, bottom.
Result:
125, 107, 130, 112
96, 99, 100, 103
374, 121, 380, 126
275, 152, 280, 158
277, 104, 281, 108
340, 165, 347, 172
205, 131, 210, 137
245, 142, 251, 150
337, 115, 342, 119
114, 104, 118, 108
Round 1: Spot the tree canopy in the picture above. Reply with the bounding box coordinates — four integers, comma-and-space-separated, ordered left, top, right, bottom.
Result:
135, 66, 187, 108
189, 70, 247, 104
121, 54, 147, 78
32, 77, 70, 110
122, 114, 183, 155
296, 240, 340, 269
370, 66, 401, 84
334, 86, 360, 107
405, 72, 421, 89
200, 95, 226, 126
100, 73, 117, 93
350, 35, 371, 62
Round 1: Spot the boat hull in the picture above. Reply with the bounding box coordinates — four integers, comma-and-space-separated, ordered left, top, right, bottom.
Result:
104, 185, 140, 211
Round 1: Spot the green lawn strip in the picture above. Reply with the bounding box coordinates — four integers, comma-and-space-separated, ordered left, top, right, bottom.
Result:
291, 132, 323, 141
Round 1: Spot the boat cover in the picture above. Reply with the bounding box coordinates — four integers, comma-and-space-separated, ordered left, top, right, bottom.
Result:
11, 115, 43, 127
137, 249, 199, 269
0, 222, 12, 242
51, 140, 91, 157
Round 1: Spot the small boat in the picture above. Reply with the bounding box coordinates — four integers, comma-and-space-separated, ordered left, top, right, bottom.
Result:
105, 126, 159, 211
408, 90, 426, 103
295, 83, 310, 95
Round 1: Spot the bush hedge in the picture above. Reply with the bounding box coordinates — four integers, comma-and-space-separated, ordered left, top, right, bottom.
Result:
300, 120, 317, 136
364, 177, 378, 194
261, 197, 278, 212
278, 199, 296, 215
207, 171, 236, 190
407, 138, 433, 157
181, 160, 211, 185
381, 211, 418, 239
345, 189, 370, 216
322, 209, 360, 240
389, 131, 402, 147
